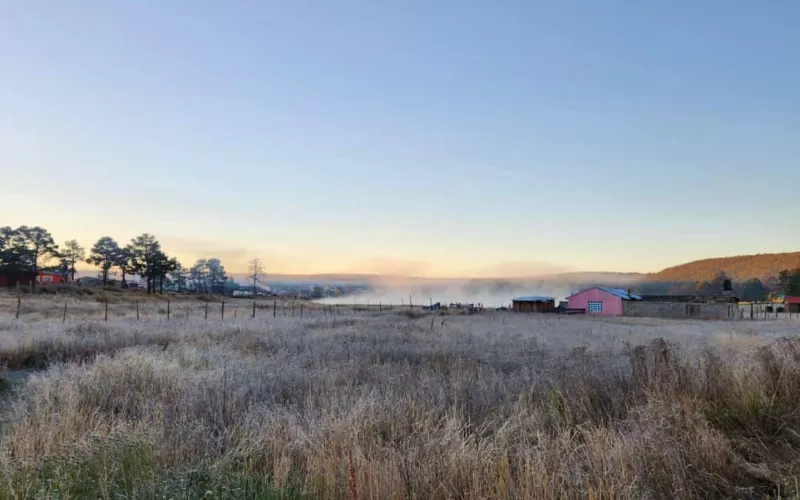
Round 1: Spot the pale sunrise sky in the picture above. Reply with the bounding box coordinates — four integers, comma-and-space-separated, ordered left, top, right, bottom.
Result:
1, 1, 798, 276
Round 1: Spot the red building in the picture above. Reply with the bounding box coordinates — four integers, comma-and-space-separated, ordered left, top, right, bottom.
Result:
786, 296, 800, 314
0, 271, 64, 287
0, 271, 36, 287
37, 271, 65, 284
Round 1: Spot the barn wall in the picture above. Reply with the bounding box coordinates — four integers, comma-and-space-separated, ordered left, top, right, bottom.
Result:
568, 289, 623, 316
623, 301, 738, 320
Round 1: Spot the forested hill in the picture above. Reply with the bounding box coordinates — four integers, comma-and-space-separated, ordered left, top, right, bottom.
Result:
650, 252, 800, 282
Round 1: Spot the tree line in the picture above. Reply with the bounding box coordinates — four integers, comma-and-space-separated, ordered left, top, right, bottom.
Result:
635, 269, 800, 302
0, 225, 242, 295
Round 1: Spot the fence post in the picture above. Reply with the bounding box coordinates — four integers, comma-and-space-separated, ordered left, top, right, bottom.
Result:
234, 308, 237, 318
221, 301, 225, 320
273, 300, 277, 318
15, 296, 21, 319
409, 295, 413, 309
104, 301, 108, 322
252, 300, 256, 319
379, 301, 382, 312
136, 300, 140, 320
300, 304, 304, 318
292, 302, 295, 317
167, 300, 171, 320
63, 301, 67, 323
205, 301, 208, 320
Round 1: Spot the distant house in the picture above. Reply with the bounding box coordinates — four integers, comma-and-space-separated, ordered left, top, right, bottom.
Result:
77, 277, 102, 287
567, 287, 641, 316
786, 296, 800, 314
512, 296, 555, 313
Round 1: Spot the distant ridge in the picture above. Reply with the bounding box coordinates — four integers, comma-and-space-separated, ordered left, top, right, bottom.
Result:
650, 252, 800, 282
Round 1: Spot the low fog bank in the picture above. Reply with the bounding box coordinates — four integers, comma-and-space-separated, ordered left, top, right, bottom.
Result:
316, 283, 577, 308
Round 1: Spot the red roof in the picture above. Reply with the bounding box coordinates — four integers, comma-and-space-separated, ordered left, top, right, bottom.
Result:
786, 296, 800, 304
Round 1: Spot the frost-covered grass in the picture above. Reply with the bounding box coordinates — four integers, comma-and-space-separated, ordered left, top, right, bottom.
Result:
1, 296, 800, 499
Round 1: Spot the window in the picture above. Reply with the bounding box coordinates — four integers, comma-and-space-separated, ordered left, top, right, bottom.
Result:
588, 301, 603, 313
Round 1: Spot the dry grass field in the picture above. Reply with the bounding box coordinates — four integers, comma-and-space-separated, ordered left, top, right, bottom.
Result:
1, 294, 800, 499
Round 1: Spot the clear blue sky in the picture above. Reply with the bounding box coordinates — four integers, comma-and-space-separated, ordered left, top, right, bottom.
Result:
1, 1, 798, 276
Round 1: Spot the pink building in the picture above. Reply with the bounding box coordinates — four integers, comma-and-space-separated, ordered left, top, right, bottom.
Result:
567, 287, 641, 316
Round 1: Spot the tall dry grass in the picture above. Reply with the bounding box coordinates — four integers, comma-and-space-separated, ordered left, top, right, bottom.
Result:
0, 298, 799, 498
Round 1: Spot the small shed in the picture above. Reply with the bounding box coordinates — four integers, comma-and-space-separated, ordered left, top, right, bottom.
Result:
567, 287, 641, 316
512, 296, 555, 313
786, 296, 800, 314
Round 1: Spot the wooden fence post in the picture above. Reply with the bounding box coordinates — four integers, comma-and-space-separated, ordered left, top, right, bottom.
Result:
292, 302, 295, 317
204, 301, 208, 320
379, 301, 382, 312
409, 296, 413, 309
63, 301, 67, 323
234, 308, 237, 318
104, 301, 108, 322
273, 300, 277, 318
221, 301, 225, 320
15, 296, 21, 319
136, 300, 140, 320
167, 300, 171, 320
300, 304, 304, 318
252, 300, 256, 319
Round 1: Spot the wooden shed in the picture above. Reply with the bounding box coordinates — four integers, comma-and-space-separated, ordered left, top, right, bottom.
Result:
512, 296, 555, 313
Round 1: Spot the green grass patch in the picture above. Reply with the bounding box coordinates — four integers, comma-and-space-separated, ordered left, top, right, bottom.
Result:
0, 439, 304, 500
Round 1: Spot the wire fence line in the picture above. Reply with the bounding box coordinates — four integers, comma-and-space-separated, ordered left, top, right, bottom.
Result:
8, 296, 795, 323
2, 297, 438, 322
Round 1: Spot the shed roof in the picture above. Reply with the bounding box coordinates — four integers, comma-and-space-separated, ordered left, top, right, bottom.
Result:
512, 296, 555, 302
567, 287, 641, 301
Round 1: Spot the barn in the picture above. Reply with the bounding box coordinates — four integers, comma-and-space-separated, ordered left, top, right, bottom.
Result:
511, 296, 555, 313
37, 271, 64, 284
786, 296, 800, 314
0, 271, 64, 287
567, 287, 641, 316
0, 271, 37, 287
